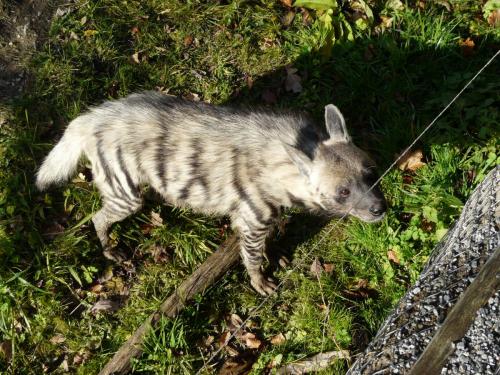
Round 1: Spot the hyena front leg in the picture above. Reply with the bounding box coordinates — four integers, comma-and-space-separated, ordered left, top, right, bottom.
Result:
92, 194, 143, 262
238, 223, 277, 295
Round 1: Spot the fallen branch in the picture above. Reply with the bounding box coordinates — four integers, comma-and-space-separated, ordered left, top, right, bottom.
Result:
276, 350, 350, 374
99, 234, 241, 375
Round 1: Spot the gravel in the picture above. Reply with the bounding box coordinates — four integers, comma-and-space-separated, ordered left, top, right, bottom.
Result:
347, 166, 499, 374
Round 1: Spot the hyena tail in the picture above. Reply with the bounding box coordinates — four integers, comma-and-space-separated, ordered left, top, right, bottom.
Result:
36, 116, 89, 191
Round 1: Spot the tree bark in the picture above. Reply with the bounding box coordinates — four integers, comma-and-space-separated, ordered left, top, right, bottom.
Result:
98, 234, 241, 375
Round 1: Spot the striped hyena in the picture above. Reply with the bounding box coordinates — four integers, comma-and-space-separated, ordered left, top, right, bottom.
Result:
36, 91, 386, 295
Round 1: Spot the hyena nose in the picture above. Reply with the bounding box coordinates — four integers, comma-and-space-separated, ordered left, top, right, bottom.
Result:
369, 203, 386, 217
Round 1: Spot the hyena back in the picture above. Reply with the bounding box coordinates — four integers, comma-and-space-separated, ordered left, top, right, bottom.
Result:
37, 91, 386, 295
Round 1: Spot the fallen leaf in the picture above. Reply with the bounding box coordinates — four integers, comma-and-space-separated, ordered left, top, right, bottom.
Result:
270, 333, 286, 345
131, 26, 140, 35
459, 37, 475, 57
219, 331, 231, 347
284, 66, 302, 93
50, 334, 66, 344
184, 35, 194, 47
219, 356, 254, 374
387, 249, 400, 264
89, 284, 104, 294
0, 340, 12, 363
241, 332, 261, 349
149, 244, 171, 264
397, 149, 425, 172
60, 357, 69, 372
301, 8, 312, 25
487, 9, 500, 27
203, 335, 214, 347
184, 92, 201, 101
229, 313, 244, 330
323, 263, 334, 273
90, 299, 121, 315
150, 211, 163, 226
260, 37, 275, 50
309, 258, 324, 276
80, 16, 87, 25
380, 15, 393, 29
131, 52, 141, 64
280, 0, 292, 7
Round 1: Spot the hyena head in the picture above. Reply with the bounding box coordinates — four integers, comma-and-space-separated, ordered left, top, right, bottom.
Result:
286, 104, 387, 223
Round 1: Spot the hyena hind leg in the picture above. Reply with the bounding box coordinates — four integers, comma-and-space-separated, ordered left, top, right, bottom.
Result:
92, 196, 143, 262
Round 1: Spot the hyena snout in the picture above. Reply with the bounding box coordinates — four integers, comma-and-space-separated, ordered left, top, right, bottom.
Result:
368, 199, 387, 218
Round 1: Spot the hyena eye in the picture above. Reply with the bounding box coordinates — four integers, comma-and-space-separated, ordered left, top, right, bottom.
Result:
339, 188, 350, 197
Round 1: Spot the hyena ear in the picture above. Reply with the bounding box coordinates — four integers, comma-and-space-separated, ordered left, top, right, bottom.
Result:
324, 104, 350, 143
283, 144, 313, 179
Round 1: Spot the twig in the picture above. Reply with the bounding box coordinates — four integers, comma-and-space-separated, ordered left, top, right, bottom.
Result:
98, 234, 241, 375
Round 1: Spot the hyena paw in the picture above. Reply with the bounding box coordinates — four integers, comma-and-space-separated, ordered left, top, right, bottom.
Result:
103, 247, 128, 263
250, 273, 278, 296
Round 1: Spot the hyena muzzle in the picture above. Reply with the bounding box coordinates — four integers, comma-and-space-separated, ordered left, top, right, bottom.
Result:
36, 91, 387, 295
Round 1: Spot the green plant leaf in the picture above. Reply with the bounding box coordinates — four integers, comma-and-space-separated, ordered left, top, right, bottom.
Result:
293, 0, 338, 11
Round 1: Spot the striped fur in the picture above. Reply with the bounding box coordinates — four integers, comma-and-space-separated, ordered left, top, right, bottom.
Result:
36, 91, 386, 295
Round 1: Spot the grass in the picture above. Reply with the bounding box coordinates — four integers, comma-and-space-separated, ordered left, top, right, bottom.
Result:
0, 0, 499, 373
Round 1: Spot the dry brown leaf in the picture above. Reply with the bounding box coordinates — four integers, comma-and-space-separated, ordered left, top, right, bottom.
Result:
280, 0, 292, 7
149, 244, 171, 264
285, 66, 302, 93
49, 333, 66, 344
241, 332, 261, 349
219, 331, 231, 347
203, 335, 215, 347
0, 340, 12, 363
89, 284, 104, 294
323, 263, 334, 273
131, 52, 140, 64
309, 258, 324, 277
459, 37, 475, 57
380, 15, 393, 29
487, 9, 500, 27
184, 35, 194, 47
397, 149, 425, 172
270, 333, 286, 345
219, 356, 254, 375
184, 92, 201, 102
229, 313, 244, 329
150, 211, 163, 226
131, 26, 140, 35
387, 249, 400, 264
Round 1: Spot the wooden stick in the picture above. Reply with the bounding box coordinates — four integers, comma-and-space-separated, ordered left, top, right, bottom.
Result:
99, 234, 241, 375
408, 246, 500, 375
